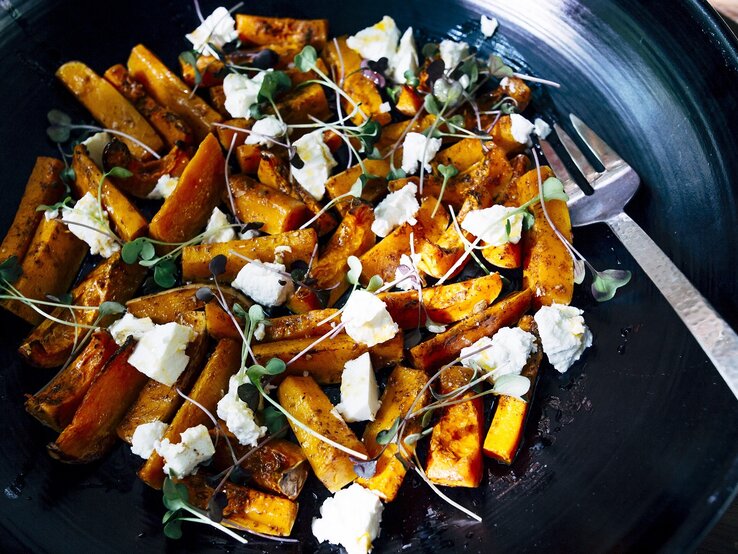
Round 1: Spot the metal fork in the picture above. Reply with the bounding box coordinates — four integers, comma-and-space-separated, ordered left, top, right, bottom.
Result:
540, 114, 738, 400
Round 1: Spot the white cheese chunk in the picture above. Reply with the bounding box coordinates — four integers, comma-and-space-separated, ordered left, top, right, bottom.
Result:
56, 192, 120, 258
291, 130, 337, 201
439, 39, 469, 70
460, 327, 538, 381
312, 483, 384, 554
346, 15, 400, 62
147, 174, 179, 200
461, 204, 524, 246
223, 71, 267, 119
534, 304, 593, 373
389, 27, 418, 83
341, 290, 398, 347
335, 353, 380, 422
186, 6, 238, 55
128, 322, 194, 386
244, 115, 287, 147
239, 229, 261, 240
534, 118, 552, 139
400, 132, 442, 175
202, 207, 236, 244
216, 374, 267, 446
108, 312, 155, 346
509, 113, 535, 144
379, 101, 391, 113
82, 132, 111, 169
232, 260, 294, 306
155, 424, 215, 478
130, 420, 169, 459
480, 15, 499, 38
371, 183, 420, 237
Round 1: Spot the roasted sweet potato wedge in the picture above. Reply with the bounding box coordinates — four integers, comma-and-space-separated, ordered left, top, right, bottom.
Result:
25, 331, 118, 432
278, 375, 367, 492
1, 218, 87, 325
207, 304, 338, 342
0, 157, 65, 263
426, 366, 485, 488
56, 61, 164, 158
181, 474, 298, 537
19, 253, 147, 368
117, 312, 209, 444
229, 174, 310, 235
181, 228, 317, 282
409, 289, 534, 372
324, 159, 392, 216
48, 339, 148, 463
102, 141, 190, 198
236, 14, 329, 48
357, 366, 430, 501
253, 331, 404, 384
139, 338, 241, 489
126, 284, 250, 324
149, 133, 225, 246
127, 44, 223, 141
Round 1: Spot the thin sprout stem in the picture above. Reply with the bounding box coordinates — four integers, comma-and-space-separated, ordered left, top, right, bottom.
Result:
68, 124, 161, 159
224, 134, 240, 224
512, 73, 561, 88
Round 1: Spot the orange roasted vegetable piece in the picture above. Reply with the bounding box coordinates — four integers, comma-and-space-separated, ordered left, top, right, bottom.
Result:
48, 339, 148, 463
426, 366, 485, 488
278, 375, 368, 492
149, 133, 225, 245
25, 331, 118, 432
0, 157, 65, 263
127, 44, 223, 141
56, 61, 164, 159
409, 289, 534, 372
236, 14, 329, 48
229, 174, 310, 235
126, 284, 249, 324
483, 316, 543, 463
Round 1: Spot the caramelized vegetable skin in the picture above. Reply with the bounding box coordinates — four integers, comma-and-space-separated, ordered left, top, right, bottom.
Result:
228, 174, 310, 234
277, 375, 367, 492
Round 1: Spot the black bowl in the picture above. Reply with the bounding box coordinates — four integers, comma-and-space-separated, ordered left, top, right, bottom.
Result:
1, 0, 737, 552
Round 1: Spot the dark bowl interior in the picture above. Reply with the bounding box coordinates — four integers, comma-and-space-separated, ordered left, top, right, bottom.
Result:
1, 0, 738, 552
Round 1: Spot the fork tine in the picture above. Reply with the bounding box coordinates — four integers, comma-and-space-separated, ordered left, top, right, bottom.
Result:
569, 114, 623, 170
554, 123, 601, 184
539, 139, 585, 202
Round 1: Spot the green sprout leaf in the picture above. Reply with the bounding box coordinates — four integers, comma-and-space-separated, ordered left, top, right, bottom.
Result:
521, 210, 535, 230
98, 301, 126, 317
179, 50, 202, 86
541, 177, 569, 202
365, 274, 383, 293
488, 54, 514, 78
591, 269, 632, 302
387, 167, 407, 181
237, 382, 260, 411
162, 477, 189, 511
386, 85, 401, 104
47, 125, 70, 143
47, 109, 71, 126
106, 166, 133, 179
346, 255, 362, 286
444, 114, 465, 130
294, 45, 318, 72
492, 374, 530, 397
403, 69, 420, 87
0, 256, 22, 284
459, 58, 479, 87
248, 304, 266, 325
232, 302, 248, 320
36, 196, 74, 214
421, 43, 439, 59
153, 259, 177, 289
366, 147, 383, 160
357, 118, 382, 153
258, 70, 292, 103
163, 518, 184, 540
423, 94, 441, 116
121, 238, 144, 264
263, 405, 287, 435
432, 163, 459, 218
376, 417, 401, 445
247, 357, 286, 386
60, 167, 76, 187
421, 408, 434, 428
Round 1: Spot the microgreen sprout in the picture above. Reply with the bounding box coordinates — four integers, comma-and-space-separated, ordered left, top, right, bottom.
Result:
431, 163, 459, 217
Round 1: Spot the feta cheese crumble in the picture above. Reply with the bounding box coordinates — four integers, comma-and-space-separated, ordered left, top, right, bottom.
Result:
291, 130, 337, 201
245, 115, 288, 147
400, 132, 442, 175
223, 71, 267, 119
82, 131, 111, 169
341, 290, 399, 347
335, 353, 381, 422
128, 322, 194, 386
371, 183, 420, 237
312, 483, 384, 554
534, 117, 552, 139
439, 39, 469, 70
509, 113, 535, 144
232, 260, 294, 306
217, 374, 267, 446
534, 304, 593, 373
185, 6, 238, 55
461, 204, 524, 246
108, 312, 155, 346
378, 101, 391, 114
480, 15, 499, 38
460, 327, 538, 381
155, 424, 215, 478
130, 420, 168, 459
346, 15, 400, 62
147, 174, 179, 200
390, 27, 418, 83
202, 207, 236, 244
51, 192, 120, 258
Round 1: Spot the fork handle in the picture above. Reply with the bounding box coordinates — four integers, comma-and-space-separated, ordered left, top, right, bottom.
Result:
607, 211, 738, 399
